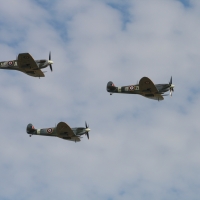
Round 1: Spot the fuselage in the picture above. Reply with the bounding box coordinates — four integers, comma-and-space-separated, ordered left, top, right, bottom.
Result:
0, 60, 50, 70
27, 126, 89, 137
107, 84, 140, 94
107, 83, 174, 95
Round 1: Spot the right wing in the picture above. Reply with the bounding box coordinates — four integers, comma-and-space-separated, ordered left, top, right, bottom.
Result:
17, 53, 44, 77
56, 122, 81, 142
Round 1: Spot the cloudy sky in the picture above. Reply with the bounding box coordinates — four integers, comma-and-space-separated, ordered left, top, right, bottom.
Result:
0, 0, 200, 199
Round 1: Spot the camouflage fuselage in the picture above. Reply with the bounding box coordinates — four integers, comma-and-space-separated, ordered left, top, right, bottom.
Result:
107, 83, 171, 95
27, 126, 87, 137
0, 60, 49, 71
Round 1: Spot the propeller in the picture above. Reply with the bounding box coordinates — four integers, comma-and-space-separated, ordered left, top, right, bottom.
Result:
169, 76, 175, 97
85, 121, 90, 140
170, 87, 174, 96
49, 51, 53, 71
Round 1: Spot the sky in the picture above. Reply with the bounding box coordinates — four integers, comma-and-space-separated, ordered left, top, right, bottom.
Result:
0, 0, 200, 199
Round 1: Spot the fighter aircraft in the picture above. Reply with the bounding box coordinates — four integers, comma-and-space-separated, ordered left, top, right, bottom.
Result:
26, 122, 91, 142
0, 52, 53, 77
107, 77, 175, 101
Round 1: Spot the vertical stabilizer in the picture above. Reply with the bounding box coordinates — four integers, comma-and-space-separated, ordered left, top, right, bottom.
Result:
107, 81, 116, 92
26, 123, 36, 134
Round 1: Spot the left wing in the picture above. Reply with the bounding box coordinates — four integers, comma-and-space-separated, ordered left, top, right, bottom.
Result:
56, 122, 81, 142
17, 53, 44, 77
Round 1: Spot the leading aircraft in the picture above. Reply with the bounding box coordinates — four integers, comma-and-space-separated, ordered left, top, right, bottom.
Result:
26, 122, 91, 142
107, 76, 175, 101
0, 52, 53, 77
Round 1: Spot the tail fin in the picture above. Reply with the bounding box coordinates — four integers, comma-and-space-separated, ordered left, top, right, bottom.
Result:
107, 81, 116, 92
26, 123, 36, 134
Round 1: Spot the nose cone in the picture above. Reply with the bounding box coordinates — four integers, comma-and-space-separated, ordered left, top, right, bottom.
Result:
171, 84, 175, 88
48, 60, 53, 65
85, 128, 91, 132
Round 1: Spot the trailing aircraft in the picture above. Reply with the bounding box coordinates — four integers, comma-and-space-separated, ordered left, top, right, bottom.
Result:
26, 122, 91, 142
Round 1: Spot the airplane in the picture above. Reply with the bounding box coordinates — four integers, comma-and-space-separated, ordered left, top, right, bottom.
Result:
107, 76, 175, 101
26, 121, 91, 142
0, 52, 53, 77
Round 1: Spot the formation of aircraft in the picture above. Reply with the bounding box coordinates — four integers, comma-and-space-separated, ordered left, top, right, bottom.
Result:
0, 53, 176, 141
26, 122, 91, 142
107, 77, 175, 101
0, 52, 53, 77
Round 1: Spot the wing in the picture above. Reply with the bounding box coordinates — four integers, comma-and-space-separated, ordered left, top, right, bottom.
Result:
22, 69, 45, 77
56, 122, 81, 142
141, 93, 164, 101
17, 53, 44, 77
139, 77, 158, 94
62, 137, 81, 142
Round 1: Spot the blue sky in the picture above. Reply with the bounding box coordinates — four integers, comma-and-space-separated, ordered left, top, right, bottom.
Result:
178, 0, 191, 7
0, 0, 200, 199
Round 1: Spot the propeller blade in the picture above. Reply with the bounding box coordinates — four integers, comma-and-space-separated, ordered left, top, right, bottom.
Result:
86, 132, 89, 139
85, 121, 88, 129
169, 76, 172, 85
170, 89, 172, 96
49, 51, 53, 71
85, 121, 89, 139
169, 76, 174, 97
50, 64, 53, 71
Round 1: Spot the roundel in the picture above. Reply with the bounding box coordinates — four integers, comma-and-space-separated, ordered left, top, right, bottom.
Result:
129, 85, 135, 91
47, 128, 53, 134
8, 61, 13, 66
